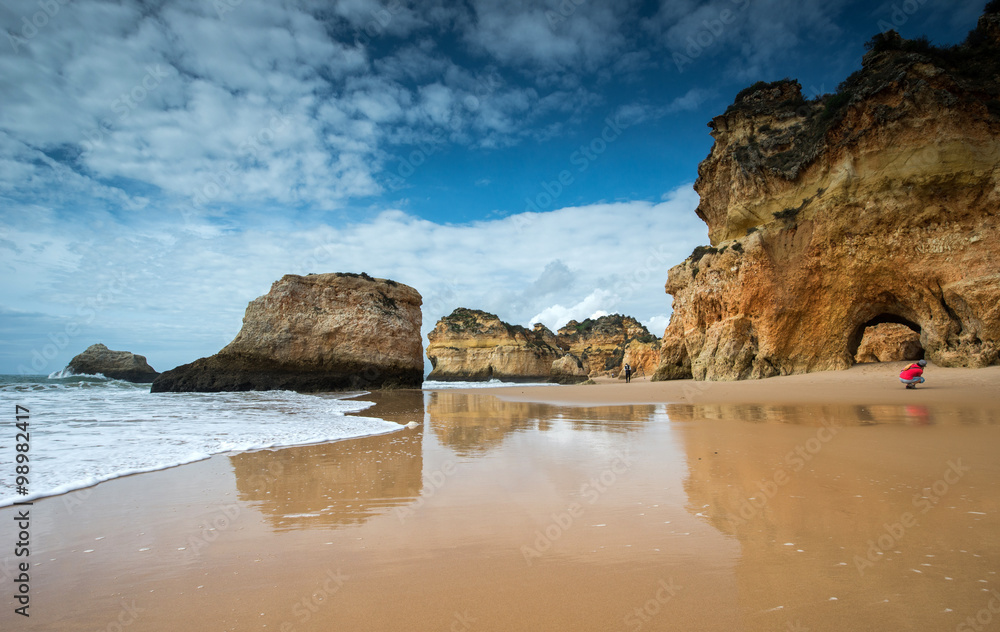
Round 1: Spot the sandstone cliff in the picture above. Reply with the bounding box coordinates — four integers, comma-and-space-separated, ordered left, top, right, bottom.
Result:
427, 310, 658, 382
66, 343, 158, 382
152, 273, 423, 392
558, 315, 658, 377
855, 323, 923, 363
623, 338, 662, 377
426, 308, 587, 383
655, 13, 1000, 381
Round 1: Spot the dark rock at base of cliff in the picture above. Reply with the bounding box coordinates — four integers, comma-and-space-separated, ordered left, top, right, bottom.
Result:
151, 355, 421, 393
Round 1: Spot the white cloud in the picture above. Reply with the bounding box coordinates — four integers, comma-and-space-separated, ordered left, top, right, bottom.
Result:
0, 184, 707, 372
666, 87, 714, 113
529, 289, 618, 332
645, 314, 671, 337
322, 0, 428, 37
648, 0, 851, 78
458, 0, 634, 72
2, 0, 647, 216
613, 87, 715, 128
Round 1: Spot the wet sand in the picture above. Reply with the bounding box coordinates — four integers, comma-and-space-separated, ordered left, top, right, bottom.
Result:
482, 362, 1000, 408
2, 369, 999, 631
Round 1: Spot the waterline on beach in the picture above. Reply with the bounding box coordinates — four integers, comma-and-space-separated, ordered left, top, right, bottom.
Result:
5, 390, 997, 632
0, 374, 403, 507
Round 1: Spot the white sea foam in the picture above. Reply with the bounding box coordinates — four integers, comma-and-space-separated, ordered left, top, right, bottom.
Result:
0, 375, 402, 507
47, 368, 110, 380
422, 378, 558, 389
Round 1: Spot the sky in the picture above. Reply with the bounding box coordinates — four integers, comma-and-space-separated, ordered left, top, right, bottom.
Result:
0, 0, 989, 375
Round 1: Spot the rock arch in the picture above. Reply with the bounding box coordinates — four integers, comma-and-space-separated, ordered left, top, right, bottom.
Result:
847, 306, 926, 363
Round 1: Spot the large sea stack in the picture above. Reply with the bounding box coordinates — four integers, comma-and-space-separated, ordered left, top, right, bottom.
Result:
654, 14, 1000, 382
152, 273, 423, 392
425, 308, 588, 383
66, 343, 159, 383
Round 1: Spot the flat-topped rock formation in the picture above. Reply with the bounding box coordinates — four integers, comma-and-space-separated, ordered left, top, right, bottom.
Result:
66, 343, 159, 382
426, 308, 587, 383
152, 273, 423, 392
655, 13, 1000, 381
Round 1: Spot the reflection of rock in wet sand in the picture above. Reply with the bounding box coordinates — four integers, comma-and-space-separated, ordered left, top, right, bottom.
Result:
667, 402, 999, 426
427, 391, 548, 455
427, 391, 653, 455
342, 389, 426, 425
676, 405, 1000, 630
230, 429, 422, 531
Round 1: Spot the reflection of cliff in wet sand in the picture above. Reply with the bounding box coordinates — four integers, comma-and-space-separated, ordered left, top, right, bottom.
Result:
666, 402, 999, 426
9, 385, 999, 631
345, 389, 426, 425
427, 390, 651, 455
427, 391, 552, 455
676, 409, 1000, 630
230, 428, 422, 530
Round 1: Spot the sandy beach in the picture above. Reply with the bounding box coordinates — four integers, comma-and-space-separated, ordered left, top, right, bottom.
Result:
484, 362, 1000, 409
3, 365, 999, 631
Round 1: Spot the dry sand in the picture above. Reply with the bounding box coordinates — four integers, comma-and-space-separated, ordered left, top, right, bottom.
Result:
2, 365, 999, 631
479, 362, 1000, 409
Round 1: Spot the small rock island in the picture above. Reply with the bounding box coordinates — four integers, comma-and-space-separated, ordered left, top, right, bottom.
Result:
66, 343, 159, 383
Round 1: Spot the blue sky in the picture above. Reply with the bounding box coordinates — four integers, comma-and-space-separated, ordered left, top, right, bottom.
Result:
0, 0, 988, 375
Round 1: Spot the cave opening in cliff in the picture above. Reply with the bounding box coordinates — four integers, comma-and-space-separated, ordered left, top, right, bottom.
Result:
850, 313, 924, 364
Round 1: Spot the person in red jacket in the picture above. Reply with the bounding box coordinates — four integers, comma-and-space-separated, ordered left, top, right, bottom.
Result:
899, 359, 927, 389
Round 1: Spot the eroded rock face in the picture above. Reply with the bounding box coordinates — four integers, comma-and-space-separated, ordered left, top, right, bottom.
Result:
855, 323, 923, 363
426, 308, 587, 383
66, 343, 158, 382
551, 353, 589, 382
558, 315, 657, 377
427, 310, 658, 382
655, 20, 1000, 381
623, 338, 661, 377
152, 273, 423, 392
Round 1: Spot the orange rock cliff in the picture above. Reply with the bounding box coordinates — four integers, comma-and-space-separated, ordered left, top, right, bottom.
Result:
654, 12, 1000, 381
426, 310, 658, 382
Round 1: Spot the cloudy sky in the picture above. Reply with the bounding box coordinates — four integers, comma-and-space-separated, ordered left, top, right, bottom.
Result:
0, 0, 987, 375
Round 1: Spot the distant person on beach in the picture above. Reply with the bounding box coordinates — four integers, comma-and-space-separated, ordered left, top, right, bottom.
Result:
899, 359, 927, 389
623, 363, 632, 383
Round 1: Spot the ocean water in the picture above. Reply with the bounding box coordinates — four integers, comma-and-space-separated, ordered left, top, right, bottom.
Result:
0, 374, 404, 507
422, 378, 559, 389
